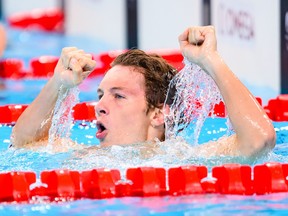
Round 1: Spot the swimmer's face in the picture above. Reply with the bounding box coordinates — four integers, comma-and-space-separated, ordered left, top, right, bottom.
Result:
95, 65, 154, 146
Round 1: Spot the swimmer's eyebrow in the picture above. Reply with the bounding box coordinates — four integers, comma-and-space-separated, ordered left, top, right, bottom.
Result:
110, 87, 127, 92
97, 87, 128, 96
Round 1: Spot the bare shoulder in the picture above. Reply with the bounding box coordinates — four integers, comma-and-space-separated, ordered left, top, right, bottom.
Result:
11, 138, 81, 153
194, 134, 239, 157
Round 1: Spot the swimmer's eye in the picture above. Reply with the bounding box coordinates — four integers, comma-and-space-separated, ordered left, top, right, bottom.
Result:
114, 93, 125, 99
97, 94, 103, 100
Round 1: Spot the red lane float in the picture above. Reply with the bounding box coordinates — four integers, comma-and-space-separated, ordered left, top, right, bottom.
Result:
115, 181, 132, 197
8, 8, 64, 32
148, 49, 185, 71
212, 164, 253, 195
211, 101, 226, 117
1, 163, 288, 203
0, 102, 224, 123
264, 95, 288, 121
30, 56, 59, 77
0, 59, 26, 79
168, 166, 207, 195
126, 167, 166, 196
254, 162, 288, 194
0, 105, 27, 124
0, 172, 36, 202
0, 50, 184, 78
40, 170, 81, 199
81, 168, 121, 199
1, 95, 288, 124
73, 102, 97, 121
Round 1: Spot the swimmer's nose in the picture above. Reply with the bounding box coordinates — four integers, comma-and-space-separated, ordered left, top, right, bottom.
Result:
97, 108, 106, 115
95, 100, 109, 116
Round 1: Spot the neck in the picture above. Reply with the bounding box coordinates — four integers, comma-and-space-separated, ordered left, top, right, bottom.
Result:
147, 125, 165, 142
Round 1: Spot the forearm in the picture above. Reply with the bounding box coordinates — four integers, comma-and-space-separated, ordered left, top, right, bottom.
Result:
11, 47, 96, 148
11, 76, 62, 147
203, 52, 276, 156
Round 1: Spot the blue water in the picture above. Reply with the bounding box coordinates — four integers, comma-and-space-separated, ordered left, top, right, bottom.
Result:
1, 194, 288, 216
4, 27, 113, 68
0, 78, 101, 105
0, 27, 288, 215
0, 118, 288, 215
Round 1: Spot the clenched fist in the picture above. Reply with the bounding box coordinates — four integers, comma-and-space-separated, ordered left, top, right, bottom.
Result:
53, 47, 96, 88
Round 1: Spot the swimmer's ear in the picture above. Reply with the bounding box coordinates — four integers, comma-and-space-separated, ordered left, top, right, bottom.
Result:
150, 104, 169, 127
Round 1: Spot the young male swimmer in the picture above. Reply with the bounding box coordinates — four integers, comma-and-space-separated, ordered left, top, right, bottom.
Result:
11, 26, 276, 158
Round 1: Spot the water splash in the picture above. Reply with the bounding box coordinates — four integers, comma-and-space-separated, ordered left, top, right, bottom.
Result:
47, 86, 80, 151
61, 136, 261, 178
164, 59, 223, 144
2, 120, 287, 178
61, 139, 206, 178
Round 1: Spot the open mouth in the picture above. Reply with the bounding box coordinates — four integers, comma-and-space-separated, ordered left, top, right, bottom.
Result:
96, 121, 108, 140
96, 122, 106, 133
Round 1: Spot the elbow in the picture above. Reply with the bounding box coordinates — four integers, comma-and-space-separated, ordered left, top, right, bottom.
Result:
10, 126, 22, 148
264, 127, 276, 151
246, 127, 276, 158
10, 125, 31, 148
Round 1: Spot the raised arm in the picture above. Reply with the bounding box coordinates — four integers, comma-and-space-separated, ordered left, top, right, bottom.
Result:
11, 47, 96, 147
178, 26, 276, 157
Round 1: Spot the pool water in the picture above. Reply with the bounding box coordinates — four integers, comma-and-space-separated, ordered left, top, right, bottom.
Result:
1, 28, 288, 215
0, 118, 288, 215
1, 193, 288, 216
5, 27, 113, 67
1, 117, 288, 171
0, 124, 287, 212
0, 77, 102, 106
